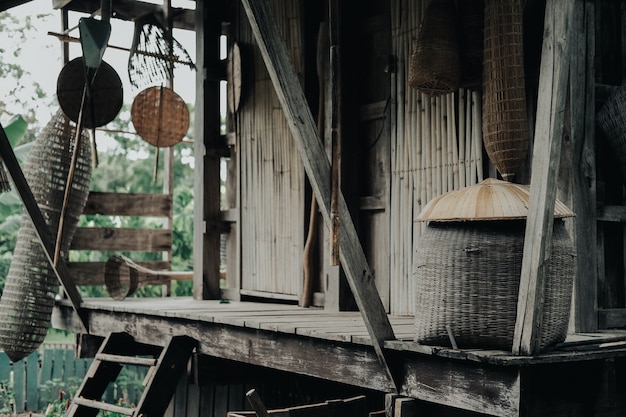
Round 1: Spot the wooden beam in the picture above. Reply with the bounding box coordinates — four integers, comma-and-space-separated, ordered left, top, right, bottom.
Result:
0, 125, 88, 332
240, 0, 397, 389
513, 0, 574, 355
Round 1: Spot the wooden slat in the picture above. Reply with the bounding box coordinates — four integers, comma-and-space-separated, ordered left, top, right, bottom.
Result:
513, 0, 573, 356
68, 261, 173, 285
72, 397, 134, 416
240, 0, 397, 390
83, 192, 172, 217
597, 205, 626, 222
70, 227, 172, 251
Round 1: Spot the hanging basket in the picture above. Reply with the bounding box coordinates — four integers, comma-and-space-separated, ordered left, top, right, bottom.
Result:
408, 0, 460, 96
131, 86, 190, 148
481, 0, 530, 181
413, 179, 575, 352
597, 82, 626, 183
0, 110, 92, 362
57, 57, 123, 129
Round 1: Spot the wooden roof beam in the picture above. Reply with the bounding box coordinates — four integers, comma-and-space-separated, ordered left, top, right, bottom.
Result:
513, 0, 574, 356
240, 0, 398, 391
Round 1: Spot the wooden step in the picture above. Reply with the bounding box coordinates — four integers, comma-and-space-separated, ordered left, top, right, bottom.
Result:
72, 397, 134, 415
95, 353, 157, 366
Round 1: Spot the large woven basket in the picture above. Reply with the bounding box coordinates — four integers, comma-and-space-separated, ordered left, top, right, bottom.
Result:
481, 0, 529, 181
408, 0, 459, 96
413, 179, 575, 352
597, 82, 626, 183
0, 110, 91, 362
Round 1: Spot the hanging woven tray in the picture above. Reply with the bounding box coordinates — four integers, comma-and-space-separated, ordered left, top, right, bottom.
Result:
131, 86, 190, 147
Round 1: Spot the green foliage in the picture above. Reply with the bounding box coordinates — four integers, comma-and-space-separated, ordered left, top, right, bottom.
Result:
0, 380, 14, 415
41, 379, 80, 417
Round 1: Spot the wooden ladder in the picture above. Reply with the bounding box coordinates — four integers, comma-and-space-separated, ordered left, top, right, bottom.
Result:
66, 332, 197, 417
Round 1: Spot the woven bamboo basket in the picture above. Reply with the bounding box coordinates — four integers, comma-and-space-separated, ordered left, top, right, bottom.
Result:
481, 0, 529, 181
597, 82, 626, 183
413, 179, 575, 352
131, 86, 189, 147
57, 57, 123, 129
408, 0, 459, 96
0, 110, 91, 362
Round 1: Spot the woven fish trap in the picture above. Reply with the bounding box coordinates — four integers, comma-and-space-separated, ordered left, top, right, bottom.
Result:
597, 82, 626, 182
0, 110, 91, 362
131, 86, 189, 147
408, 0, 460, 96
413, 220, 574, 351
481, 0, 529, 181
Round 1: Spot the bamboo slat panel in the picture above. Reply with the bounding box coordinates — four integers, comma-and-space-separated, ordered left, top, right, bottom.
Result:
389, 0, 484, 315
238, 0, 304, 296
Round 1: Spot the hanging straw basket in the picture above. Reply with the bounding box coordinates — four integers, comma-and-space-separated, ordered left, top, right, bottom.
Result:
131, 86, 190, 147
57, 57, 123, 129
413, 179, 575, 352
408, 0, 460, 96
481, 0, 530, 181
0, 110, 92, 362
597, 82, 626, 183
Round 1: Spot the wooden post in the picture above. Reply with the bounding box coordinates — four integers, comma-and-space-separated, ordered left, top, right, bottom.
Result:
240, 0, 397, 390
513, 0, 574, 355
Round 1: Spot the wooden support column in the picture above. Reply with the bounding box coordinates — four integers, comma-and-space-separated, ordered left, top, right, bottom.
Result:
569, 0, 597, 332
513, 0, 574, 355
193, 1, 222, 299
240, 0, 397, 390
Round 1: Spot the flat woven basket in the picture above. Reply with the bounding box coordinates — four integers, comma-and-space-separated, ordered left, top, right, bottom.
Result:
481, 0, 529, 181
597, 82, 626, 182
131, 86, 189, 147
408, 0, 459, 96
0, 110, 91, 362
413, 220, 574, 351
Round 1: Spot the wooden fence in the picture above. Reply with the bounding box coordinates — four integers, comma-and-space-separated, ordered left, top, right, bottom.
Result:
0, 343, 147, 413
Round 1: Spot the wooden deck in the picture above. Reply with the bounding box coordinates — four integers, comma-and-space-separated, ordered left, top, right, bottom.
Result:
52, 297, 626, 417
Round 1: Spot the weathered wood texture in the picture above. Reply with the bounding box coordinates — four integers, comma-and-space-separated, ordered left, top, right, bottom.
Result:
194, 1, 223, 300
388, 0, 483, 315
513, 0, 573, 356
237, 0, 305, 297
82, 192, 172, 216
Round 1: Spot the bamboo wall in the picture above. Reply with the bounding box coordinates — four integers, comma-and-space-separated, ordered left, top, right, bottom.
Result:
237, 0, 305, 298
389, 0, 484, 314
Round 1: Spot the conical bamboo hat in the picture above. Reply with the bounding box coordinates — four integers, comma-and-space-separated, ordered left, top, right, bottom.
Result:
416, 178, 574, 222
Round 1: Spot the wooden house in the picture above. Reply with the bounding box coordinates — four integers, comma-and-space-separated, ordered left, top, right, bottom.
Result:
1, 0, 626, 416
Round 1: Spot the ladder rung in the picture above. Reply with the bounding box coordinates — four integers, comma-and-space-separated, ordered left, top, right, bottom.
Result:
73, 397, 135, 416
96, 353, 157, 366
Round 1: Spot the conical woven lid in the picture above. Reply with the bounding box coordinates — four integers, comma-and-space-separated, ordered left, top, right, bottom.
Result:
416, 178, 575, 222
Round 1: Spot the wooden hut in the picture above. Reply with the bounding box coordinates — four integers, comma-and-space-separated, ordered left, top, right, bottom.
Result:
1, 0, 626, 416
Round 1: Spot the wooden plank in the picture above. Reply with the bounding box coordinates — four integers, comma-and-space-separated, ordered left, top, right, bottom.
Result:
0, 126, 87, 331
26, 351, 38, 411
401, 358, 521, 417
82, 192, 172, 217
0, 353, 10, 382
240, 0, 397, 389
513, 0, 574, 356
599, 308, 626, 329
14, 358, 25, 412
67, 260, 173, 285
71, 227, 172, 251
597, 205, 626, 222
569, 0, 597, 332
52, 349, 65, 380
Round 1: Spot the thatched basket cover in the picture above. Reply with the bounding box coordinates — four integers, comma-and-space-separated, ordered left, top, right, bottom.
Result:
0, 110, 91, 362
597, 82, 626, 183
482, 0, 529, 181
413, 179, 575, 351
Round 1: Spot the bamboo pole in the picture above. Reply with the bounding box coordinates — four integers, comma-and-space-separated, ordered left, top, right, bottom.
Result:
458, 88, 466, 188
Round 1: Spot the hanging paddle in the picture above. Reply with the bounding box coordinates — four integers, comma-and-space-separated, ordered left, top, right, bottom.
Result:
54, 6, 112, 266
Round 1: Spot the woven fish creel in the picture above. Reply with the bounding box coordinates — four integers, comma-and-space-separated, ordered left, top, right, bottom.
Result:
413, 220, 574, 352
408, 0, 460, 96
597, 82, 626, 183
481, 0, 529, 181
0, 110, 91, 362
